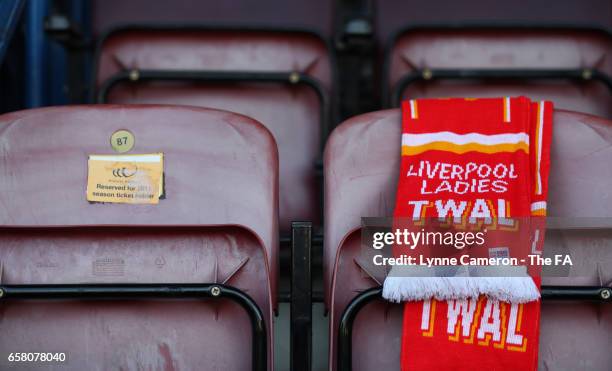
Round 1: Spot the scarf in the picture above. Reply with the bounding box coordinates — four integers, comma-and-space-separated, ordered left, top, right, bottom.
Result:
382, 97, 553, 370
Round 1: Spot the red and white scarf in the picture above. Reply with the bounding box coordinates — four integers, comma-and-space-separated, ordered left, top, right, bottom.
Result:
383, 97, 553, 370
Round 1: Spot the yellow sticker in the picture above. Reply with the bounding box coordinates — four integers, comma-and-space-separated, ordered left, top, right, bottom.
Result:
86, 153, 164, 204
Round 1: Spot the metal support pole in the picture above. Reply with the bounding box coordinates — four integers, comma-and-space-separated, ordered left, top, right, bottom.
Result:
291, 221, 312, 371
25, 0, 47, 108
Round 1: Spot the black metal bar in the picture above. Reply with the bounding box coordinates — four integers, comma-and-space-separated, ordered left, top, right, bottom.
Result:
281, 233, 323, 248
97, 69, 330, 154
337, 287, 381, 371
278, 290, 324, 303
0, 283, 267, 371
337, 285, 612, 371
390, 68, 612, 108
291, 222, 312, 371
541, 286, 612, 301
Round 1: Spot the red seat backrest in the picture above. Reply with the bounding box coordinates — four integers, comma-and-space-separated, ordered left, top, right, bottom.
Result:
386, 27, 612, 117
324, 108, 612, 370
96, 27, 334, 233
0, 105, 278, 370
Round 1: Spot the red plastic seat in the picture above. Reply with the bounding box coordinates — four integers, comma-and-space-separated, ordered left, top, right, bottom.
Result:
0, 105, 278, 370
95, 26, 333, 233
386, 26, 612, 117
324, 108, 612, 370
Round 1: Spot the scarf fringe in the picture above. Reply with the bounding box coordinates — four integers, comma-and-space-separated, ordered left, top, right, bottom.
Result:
382, 272, 540, 304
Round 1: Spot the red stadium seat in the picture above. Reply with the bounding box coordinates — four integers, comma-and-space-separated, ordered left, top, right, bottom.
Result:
0, 105, 278, 370
385, 25, 612, 117
95, 26, 334, 234
324, 109, 612, 370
